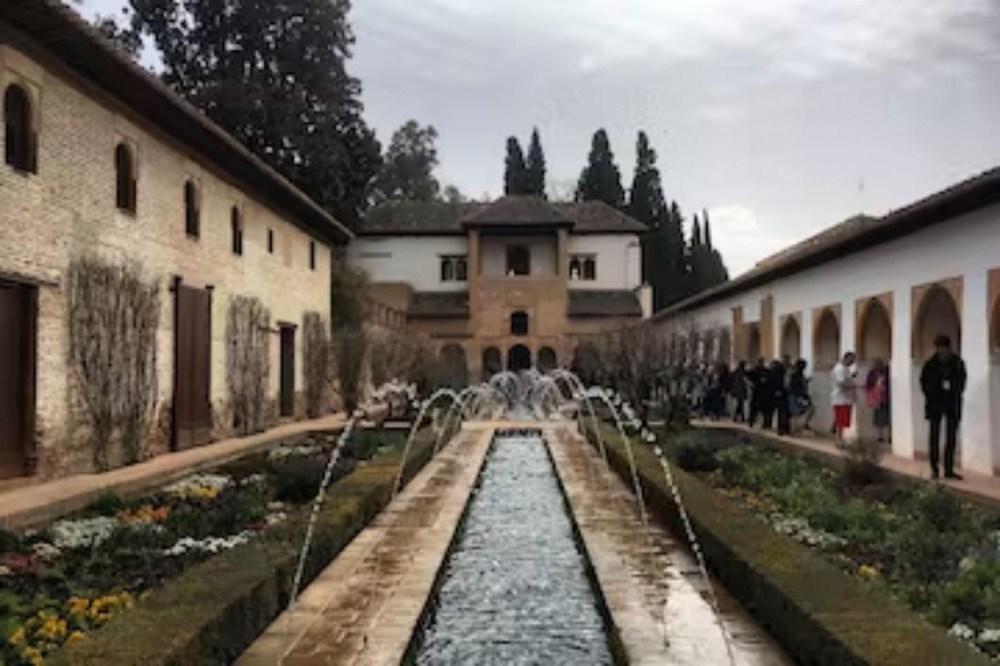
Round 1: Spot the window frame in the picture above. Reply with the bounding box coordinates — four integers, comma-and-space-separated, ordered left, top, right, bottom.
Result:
309, 240, 317, 270
569, 253, 597, 281
231, 205, 243, 256
4, 83, 36, 174
440, 254, 468, 283
184, 179, 200, 239
510, 310, 529, 336
114, 142, 137, 214
506, 245, 531, 276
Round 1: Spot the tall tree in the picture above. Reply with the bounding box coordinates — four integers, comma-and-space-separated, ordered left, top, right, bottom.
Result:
575, 129, 625, 208
128, 0, 381, 229
370, 120, 440, 203
525, 127, 547, 198
504, 136, 529, 195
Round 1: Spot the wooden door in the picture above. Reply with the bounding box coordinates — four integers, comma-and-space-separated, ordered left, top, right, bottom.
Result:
174, 284, 212, 449
0, 282, 34, 478
279, 325, 295, 417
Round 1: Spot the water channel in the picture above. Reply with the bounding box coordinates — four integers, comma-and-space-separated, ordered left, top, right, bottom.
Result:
414, 432, 615, 665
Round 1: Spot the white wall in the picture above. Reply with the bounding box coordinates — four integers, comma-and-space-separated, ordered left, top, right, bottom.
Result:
350, 236, 469, 291
567, 234, 641, 290
653, 204, 1000, 475
481, 236, 557, 277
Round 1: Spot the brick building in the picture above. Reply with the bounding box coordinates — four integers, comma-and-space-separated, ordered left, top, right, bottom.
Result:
0, 1, 349, 479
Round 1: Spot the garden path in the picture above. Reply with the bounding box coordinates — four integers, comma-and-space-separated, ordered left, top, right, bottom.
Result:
0, 413, 347, 530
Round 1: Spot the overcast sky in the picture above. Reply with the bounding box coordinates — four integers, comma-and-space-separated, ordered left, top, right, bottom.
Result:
79, 0, 1000, 275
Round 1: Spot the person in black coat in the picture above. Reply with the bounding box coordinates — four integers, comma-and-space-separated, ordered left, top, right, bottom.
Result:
747, 358, 769, 428
920, 335, 966, 480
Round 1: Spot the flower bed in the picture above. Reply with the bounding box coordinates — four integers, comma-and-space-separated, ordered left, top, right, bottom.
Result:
0, 427, 407, 665
670, 428, 1000, 660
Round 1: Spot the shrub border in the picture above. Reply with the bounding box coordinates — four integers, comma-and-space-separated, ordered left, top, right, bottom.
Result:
51, 429, 437, 665
596, 424, 990, 666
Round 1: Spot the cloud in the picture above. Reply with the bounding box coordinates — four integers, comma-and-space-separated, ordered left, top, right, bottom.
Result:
707, 205, 792, 277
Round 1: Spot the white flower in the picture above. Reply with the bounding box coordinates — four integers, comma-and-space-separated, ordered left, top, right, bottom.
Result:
644, 432, 657, 443
267, 501, 285, 511
165, 473, 232, 498
950, 623, 975, 641
31, 541, 62, 561
240, 473, 266, 486
0, 565, 11, 577
50, 516, 119, 550
265, 512, 287, 526
978, 628, 1000, 643
267, 446, 319, 462
162, 530, 253, 557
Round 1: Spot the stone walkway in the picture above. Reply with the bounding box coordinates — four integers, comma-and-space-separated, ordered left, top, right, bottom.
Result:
0, 414, 346, 530
547, 425, 791, 666
236, 425, 494, 666
695, 420, 1000, 506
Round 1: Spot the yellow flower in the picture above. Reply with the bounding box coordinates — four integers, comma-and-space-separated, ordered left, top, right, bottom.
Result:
66, 630, 87, 645
858, 564, 880, 580
20, 645, 43, 664
8, 625, 26, 646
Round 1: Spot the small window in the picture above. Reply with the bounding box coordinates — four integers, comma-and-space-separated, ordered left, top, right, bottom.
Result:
511, 311, 529, 336
507, 245, 530, 276
569, 254, 597, 281
184, 180, 200, 238
4, 84, 36, 173
309, 240, 316, 270
267, 228, 274, 253
115, 143, 136, 213
231, 206, 243, 256
440, 255, 468, 282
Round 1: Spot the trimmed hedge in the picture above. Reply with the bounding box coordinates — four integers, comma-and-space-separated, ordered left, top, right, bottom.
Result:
592, 424, 990, 666
52, 428, 438, 665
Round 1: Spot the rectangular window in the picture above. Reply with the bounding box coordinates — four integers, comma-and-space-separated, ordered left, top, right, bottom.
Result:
569, 254, 597, 281
309, 241, 316, 270
267, 229, 274, 253
440, 255, 468, 282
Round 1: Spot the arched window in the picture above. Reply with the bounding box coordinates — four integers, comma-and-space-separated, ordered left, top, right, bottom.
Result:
780, 316, 801, 360
114, 143, 136, 212
184, 180, 200, 238
537, 346, 557, 372
859, 298, 892, 361
4, 84, 35, 173
814, 308, 841, 370
913, 285, 961, 359
507, 344, 532, 371
507, 245, 530, 276
482, 346, 502, 379
230, 206, 243, 256
511, 310, 529, 336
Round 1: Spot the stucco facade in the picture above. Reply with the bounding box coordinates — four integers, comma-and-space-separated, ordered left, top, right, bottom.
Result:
0, 13, 345, 479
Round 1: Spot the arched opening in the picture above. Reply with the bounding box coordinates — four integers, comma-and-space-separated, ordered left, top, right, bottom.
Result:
4, 85, 35, 173
507, 344, 532, 372
510, 310, 529, 336
506, 245, 530, 276
859, 299, 892, 361
814, 308, 841, 370
482, 346, 502, 380
747, 324, 761, 361
537, 346, 557, 372
571, 342, 603, 385
780, 316, 801, 361
115, 143, 136, 212
913, 285, 961, 360
230, 206, 243, 256
438, 344, 468, 389
718, 328, 732, 364
184, 180, 200, 238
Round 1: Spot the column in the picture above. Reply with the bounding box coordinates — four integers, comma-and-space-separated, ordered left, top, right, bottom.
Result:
961, 269, 993, 474
892, 287, 917, 460
842, 299, 860, 442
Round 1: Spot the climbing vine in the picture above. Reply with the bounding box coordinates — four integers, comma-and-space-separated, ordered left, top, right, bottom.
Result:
67, 255, 161, 470
330, 250, 371, 413
302, 311, 330, 418
226, 295, 271, 435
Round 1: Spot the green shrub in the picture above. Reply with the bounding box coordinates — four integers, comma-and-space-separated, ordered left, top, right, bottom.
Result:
85, 493, 127, 516
675, 436, 725, 472
934, 560, 1000, 628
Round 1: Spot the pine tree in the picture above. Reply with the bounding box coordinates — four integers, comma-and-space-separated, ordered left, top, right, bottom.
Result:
660, 200, 688, 308
370, 120, 440, 204
504, 136, 529, 195
575, 129, 625, 208
525, 127, 547, 198
703, 209, 713, 249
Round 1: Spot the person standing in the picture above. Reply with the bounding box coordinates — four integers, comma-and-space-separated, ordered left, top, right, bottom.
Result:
772, 360, 791, 435
788, 359, 815, 433
747, 358, 769, 428
920, 335, 966, 480
731, 361, 749, 423
831, 352, 858, 441
865, 358, 890, 443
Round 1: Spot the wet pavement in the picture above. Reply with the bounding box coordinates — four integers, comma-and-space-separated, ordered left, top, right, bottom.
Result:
548, 425, 793, 665
415, 433, 613, 665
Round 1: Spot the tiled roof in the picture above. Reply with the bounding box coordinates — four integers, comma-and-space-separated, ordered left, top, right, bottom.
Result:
567, 290, 643, 317
654, 166, 1000, 319
357, 198, 647, 236
407, 291, 470, 319
2, 0, 351, 244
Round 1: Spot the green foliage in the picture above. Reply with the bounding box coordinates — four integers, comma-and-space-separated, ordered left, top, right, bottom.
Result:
266, 456, 331, 504
85, 493, 127, 517
934, 561, 1000, 629
504, 136, 529, 195
575, 128, 625, 208
330, 251, 371, 412
128, 0, 380, 228
371, 120, 440, 204
525, 127, 546, 198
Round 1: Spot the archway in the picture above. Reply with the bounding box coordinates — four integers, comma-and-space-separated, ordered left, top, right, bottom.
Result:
814, 308, 840, 370
438, 344, 468, 388
571, 342, 603, 385
507, 344, 532, 372
747, 324, 761, 362
718, 328, 732, 365
780, 316, 801, 361
482, 346, 502, 380
537, 346, 557, 372
859, 299, 892, 362
913, 285, 961, 360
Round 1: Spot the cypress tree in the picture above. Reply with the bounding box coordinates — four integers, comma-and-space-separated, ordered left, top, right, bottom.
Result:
575, 129, 625, 208
504, 137, 529, 195
525, 127, 547, 198
703, 209, 713, 249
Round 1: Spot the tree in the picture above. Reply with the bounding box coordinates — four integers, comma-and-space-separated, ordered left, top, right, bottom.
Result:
575, 129, 625, 208
525, 127, 547, 198
504, 136, 529, 195
330, 250, 371, 413
702, 209, 730, 285
128, 0, 380, 228
370, 120, 440, 204
92, 14, 143, 57
441, 184, 466, 203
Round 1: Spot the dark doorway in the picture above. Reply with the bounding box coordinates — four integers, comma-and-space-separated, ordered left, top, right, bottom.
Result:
280, 324, 296, 417
537, 346, 557, 372
439, 344, 468, 388
482, 346, 502, 380
506, 245, 530, 276
0, 282, 34, 478
507, 344, 532, 371
173, 284, 212, 450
